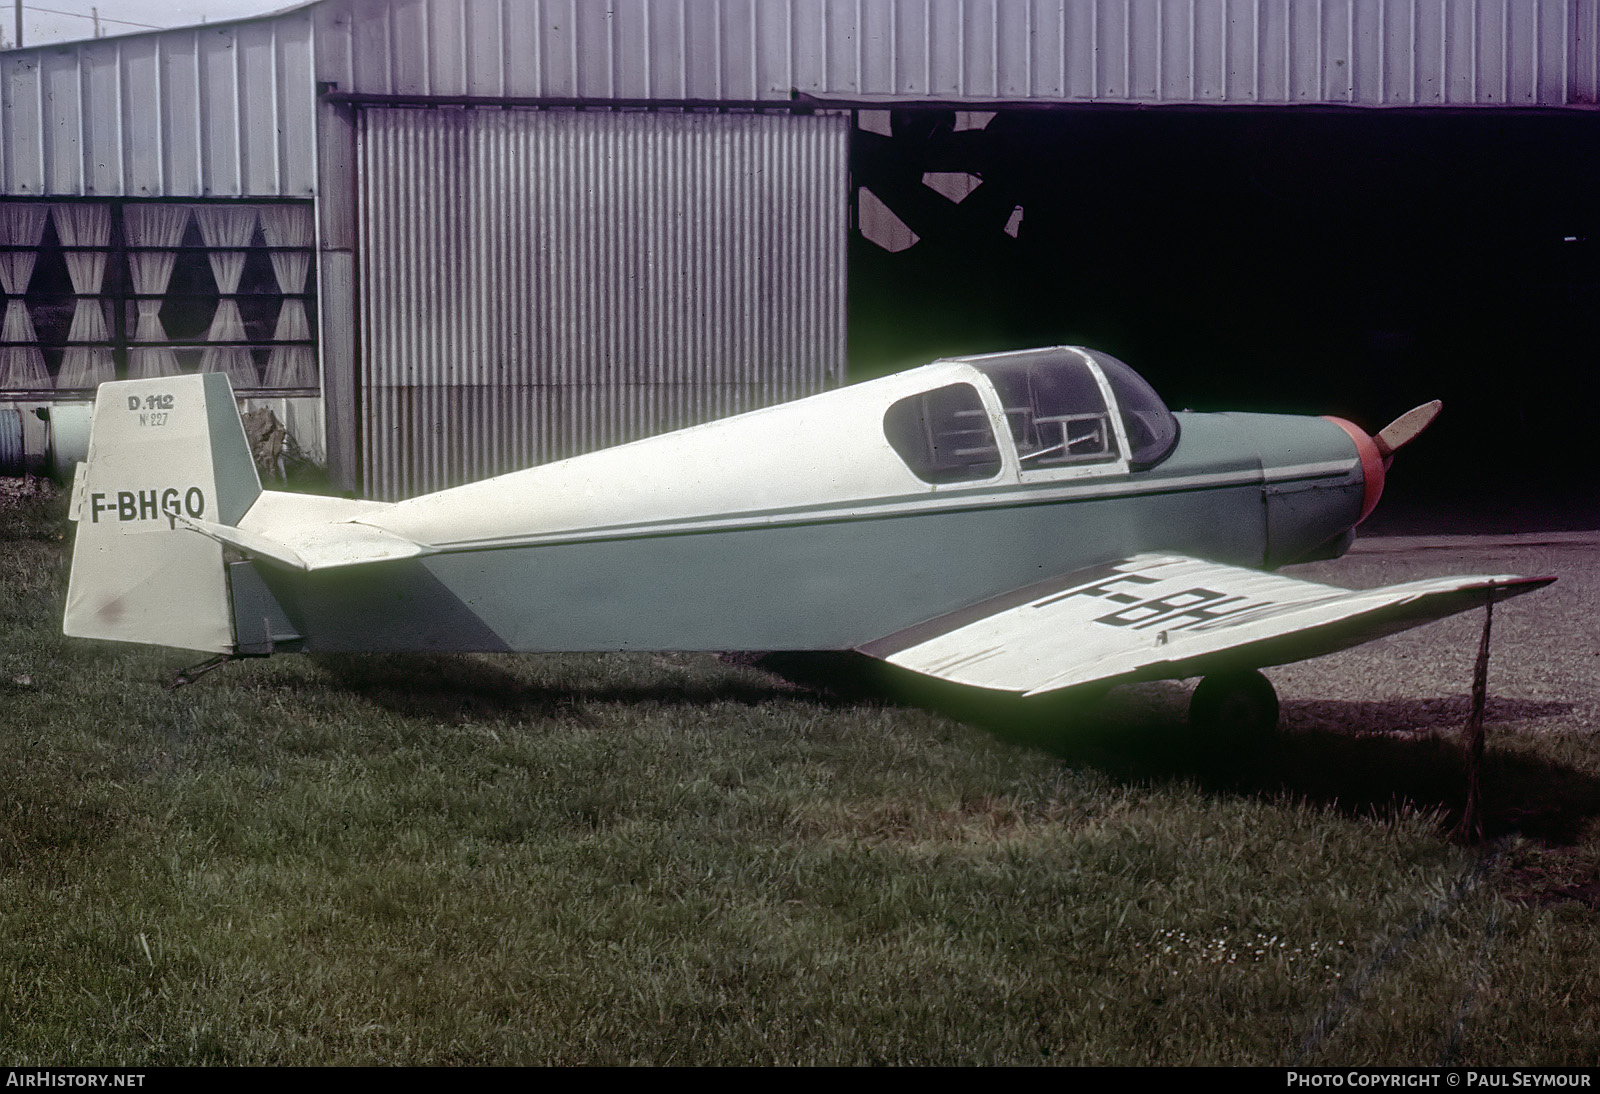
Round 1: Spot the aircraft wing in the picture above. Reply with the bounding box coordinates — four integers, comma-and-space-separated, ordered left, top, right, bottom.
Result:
857, 553, 1553, 696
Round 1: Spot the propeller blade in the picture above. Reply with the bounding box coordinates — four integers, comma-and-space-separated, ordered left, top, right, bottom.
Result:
1374, 399, 1442, 459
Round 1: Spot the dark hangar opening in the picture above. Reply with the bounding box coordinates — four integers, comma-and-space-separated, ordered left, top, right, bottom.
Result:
848, 107, 1600, 532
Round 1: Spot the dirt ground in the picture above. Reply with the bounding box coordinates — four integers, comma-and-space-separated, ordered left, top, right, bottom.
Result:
0, 474, 56, 508
1249, 532, 1600, 886
1277, 531, 1600, 740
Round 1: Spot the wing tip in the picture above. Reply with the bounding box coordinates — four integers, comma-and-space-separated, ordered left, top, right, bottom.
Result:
1488, 574, 1557, 596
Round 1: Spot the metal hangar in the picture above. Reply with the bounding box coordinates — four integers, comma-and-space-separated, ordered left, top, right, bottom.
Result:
1, 0, 1596, 506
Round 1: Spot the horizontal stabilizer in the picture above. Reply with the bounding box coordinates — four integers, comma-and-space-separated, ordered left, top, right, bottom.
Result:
858, 553, 1554, 696
179, 491, 427, 570
179, 515, 311, 569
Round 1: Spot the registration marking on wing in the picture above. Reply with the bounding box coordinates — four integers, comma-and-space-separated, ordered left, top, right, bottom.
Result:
1030, 560, 1311, 634
860, 554, 1548, 696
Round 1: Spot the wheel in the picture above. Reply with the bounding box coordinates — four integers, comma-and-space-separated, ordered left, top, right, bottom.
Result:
1189, 669, 1280, 741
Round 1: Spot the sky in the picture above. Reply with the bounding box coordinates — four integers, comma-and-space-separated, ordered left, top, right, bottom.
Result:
4, 1, 289, 48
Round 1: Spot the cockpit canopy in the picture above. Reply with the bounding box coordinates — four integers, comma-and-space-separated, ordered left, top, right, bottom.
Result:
883, 347, 1180, 485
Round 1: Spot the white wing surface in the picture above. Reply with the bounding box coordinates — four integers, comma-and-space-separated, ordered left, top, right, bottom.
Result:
857, 553, 1553, 696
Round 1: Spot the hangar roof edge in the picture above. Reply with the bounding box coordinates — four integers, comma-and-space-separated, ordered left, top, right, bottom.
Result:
2, 0, 1597, 198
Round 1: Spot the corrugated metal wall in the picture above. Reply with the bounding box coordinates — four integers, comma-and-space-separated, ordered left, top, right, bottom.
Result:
0, 7, 317, 196
6, 0, 1598, 202
356, 107, 847, 499
5, 0, 1598, 493
319, 0, 1600, 108
0, 407, 21, 473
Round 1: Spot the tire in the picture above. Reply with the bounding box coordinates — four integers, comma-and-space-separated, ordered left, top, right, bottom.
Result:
1189, 669, 1280, 742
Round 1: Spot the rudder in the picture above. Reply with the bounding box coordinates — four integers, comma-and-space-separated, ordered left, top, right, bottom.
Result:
64, 373, 261, 653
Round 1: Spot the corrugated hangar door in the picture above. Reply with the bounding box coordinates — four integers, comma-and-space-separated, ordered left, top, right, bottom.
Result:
356, 106, 848, 499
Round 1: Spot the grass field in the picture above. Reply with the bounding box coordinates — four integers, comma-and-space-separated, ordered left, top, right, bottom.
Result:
2, 481, 1597, 1065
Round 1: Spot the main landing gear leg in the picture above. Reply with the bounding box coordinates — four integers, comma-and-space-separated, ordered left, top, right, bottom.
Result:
1189, 669, 1280, 741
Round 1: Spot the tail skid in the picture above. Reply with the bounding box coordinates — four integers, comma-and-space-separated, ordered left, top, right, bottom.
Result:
64, 373, 262, 653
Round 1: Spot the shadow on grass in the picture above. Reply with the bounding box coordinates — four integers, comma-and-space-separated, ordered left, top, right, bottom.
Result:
752, 652, 1600, 849
307, 650, 839, 726
305, 649, 1600, 849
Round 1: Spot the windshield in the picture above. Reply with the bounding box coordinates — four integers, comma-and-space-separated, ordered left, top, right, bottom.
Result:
967, 348, 1120, 468
1082, 350, 1180, 469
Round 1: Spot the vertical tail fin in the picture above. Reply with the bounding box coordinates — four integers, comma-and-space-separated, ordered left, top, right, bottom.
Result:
64, 373, 261, 653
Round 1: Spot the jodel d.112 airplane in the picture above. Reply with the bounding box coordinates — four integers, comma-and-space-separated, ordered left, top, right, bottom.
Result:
63, 347, 1551, 736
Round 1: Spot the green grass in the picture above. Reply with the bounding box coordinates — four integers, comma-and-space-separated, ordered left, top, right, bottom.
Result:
2, 488, 1597, 1064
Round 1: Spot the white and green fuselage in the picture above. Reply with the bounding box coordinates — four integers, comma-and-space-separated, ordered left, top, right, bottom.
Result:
241, 420, 1367, 655
63, 349, 1393, 663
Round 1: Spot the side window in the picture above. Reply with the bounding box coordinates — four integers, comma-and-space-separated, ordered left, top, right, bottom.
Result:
883, 383, 1002, 484
981, 355, 1119, 467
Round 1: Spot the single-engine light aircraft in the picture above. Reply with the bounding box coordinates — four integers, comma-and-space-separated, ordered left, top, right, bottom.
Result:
63, 347, 1551, 736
